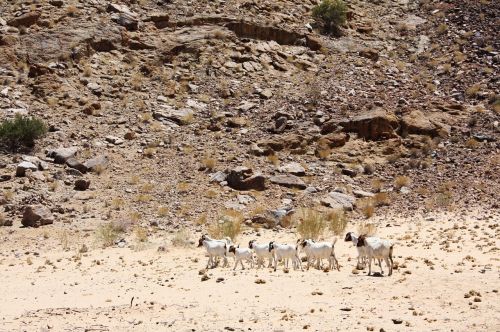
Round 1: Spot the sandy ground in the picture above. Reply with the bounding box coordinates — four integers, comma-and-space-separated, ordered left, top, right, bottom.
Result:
0, 210, 499, 332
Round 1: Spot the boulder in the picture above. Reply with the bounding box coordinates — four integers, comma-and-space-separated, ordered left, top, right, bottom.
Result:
115, 12, 139, 31
320, 192, 356, 211
401, 110, 440, 137
209, 171, 227, 183
7, 11, 40, 27
74, 179, 90, 191
66, 158, 88, 173
359, 48, 379, 61
269, 175, 307, 190
279, 162, 305, 176
353, 189, 375, 198
153, 106, 193, 125
16, 161, 38, 177
83, 155, 108, 172
227, 167, 266, 191
339, 109, 399, 140
47, 147, 78, 164
318, 132, 349, 148
22, 205, 54, 227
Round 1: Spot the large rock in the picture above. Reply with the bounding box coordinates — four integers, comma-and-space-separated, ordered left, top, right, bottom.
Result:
279, 162, 305, 176
22, 205, 54, 227
66, 158, 88, 173
269, 175, 307, 190
74, 179, 90, 191
83, 155, 108, 172
7, 11, 40, 27
339, 109, 399, 140
153, 106, 194, 125
47, 147, 78, 164
16, 161, 38, 177
320, 192, 356, 211
226, 167, 266, 191
401, 110, 441, 137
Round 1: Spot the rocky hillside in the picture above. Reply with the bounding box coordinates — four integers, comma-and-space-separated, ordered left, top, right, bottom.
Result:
0, 0, 498, 232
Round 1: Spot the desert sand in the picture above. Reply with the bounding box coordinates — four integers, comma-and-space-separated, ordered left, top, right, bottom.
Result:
1, 210, 498, 332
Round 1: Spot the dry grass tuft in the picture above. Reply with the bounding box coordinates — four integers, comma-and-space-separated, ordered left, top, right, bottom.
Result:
209, 209, 243, 240
357, 222, 377, 236
394, 175, 411, 189
134, 226, 148, 243
294, 208, 327, 240
326, 209, 349, 236
172, 229, 191, 247
465, 138, 480, 149
357, 198, 375, 219
95, 222, 126, 248
201, 157, 216, 170
267, 154, 280, 166
373, 192, 391, 206
157, 206, 169, 217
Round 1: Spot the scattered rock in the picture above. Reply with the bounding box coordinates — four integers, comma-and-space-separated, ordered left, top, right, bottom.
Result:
7, 11, 40, 27
47, 147, 78, 164
392, 319, 403, 324
153, 106, 193, 125
74, 179, 90, 191
321, 192, 356, 210
83, 155, 108, 172
269, 174, 306, 190
339, 109, 399, 140
66, 158, 88, 174
22, 205, 54, 227
279, 162, 305, 176
16, 161, 38, 177
227, 167, 266, 191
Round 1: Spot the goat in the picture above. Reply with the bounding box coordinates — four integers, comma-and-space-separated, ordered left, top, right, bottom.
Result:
198, 234, 228, 269
300, 238, 340, 271
228, 245, 254, 270
356, 235, 394, 276
269, 241, 302, 272
249, 240, 274, 268
344, 232, 368, 267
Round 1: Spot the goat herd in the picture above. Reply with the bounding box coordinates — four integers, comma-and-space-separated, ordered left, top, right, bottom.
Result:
198, 232, 395, 276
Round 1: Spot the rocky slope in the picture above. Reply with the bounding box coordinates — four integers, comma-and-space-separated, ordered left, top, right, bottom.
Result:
0, 0, 498, 236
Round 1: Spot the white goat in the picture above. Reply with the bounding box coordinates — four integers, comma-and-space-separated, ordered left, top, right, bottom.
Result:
249, 240, 274, 268
344, 232, 367, 267
198, 234, 228, 269
300, 239, 340, 271
269, 241, 302, 272
356, 235, 394, 276
228, 245, 254, 270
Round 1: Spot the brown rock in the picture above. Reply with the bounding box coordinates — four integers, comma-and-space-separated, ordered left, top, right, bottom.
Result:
66, 158, 88, 174
359, 48, 379, 61
22, 205, 54, 227
401, 110, 441, 137
269, 175, 306, 190
83, 155, 108, 172
74, 179, 90, 191
7, 11, 41, 27
339, 109, 399, 140
227, 167, 266, 191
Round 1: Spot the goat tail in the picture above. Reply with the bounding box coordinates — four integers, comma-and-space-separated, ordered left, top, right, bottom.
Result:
332, 237, 338, 247
389, 243, 394, 259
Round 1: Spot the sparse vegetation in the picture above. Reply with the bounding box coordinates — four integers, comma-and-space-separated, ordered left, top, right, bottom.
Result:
326, 209, 349, 236
201, 157, 216, 170
294, 208, 327, 240
357, 222, 377, 236
312, 0, 347, 35
172, 229, 191, 247
209, 209, 243, 240
394, 175, 411, 189
95, 222, 126, 248
0, 115, 47, 150
134, 226, 148, 243
357, 198, 375, 219
158, 206, 169, 217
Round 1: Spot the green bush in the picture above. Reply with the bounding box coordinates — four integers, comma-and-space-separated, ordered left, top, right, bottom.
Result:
0, 115, 47, 150
312, 0, 347, 34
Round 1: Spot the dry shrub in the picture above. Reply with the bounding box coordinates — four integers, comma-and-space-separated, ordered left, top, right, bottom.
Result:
196, 213, 208, 225
465, 138, 480, 149
373, 192, 391, 206
371, 178, 384, 192
143, 147, 156, 157
95, 222, 126, 247
357, 222, 377, 236
394, 175, 411, 189
326, 209, 348, 235
387, 153, 401, 164
363, 163, 375, 175
140, 113, 153, 123
294, 208, 327, 240
0, 213, 12, 227
267, 154, 280, 166
205, 189, 218, 199
111, 197, 125, 210
208, 209, 243, 240
181, 113, 195, 125
177, 181, 190, 193
158, 206, 169, 217
140, 183, 154, 193
135, 194, 152, 202
357, 198, 375, 219
134, 226, 148, 243
466, 84, 481, 97
172, 228, 191, 247
83, 63, 92, 77
201, 157, 216, 170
